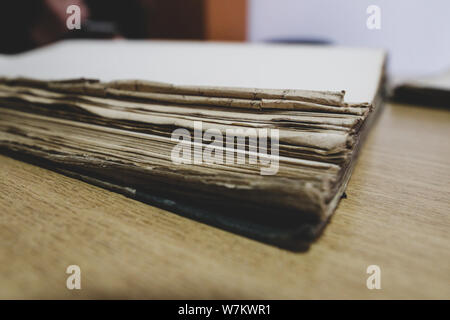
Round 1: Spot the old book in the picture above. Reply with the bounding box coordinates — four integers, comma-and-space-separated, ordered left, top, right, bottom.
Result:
0, 40, 386, 250
392, 69, 450, 108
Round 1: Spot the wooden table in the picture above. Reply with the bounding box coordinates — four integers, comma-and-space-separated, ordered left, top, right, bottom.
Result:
0, 102, 449, 299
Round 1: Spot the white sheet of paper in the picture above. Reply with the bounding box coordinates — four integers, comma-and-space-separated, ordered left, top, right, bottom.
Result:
0, 39, 385, 103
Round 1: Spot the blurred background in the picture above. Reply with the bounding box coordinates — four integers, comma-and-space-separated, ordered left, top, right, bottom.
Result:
0, 0, 449, 77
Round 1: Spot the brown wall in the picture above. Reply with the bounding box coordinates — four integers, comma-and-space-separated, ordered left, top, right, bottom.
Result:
145, 0, 206, 39
205, 0, 247, 41
139, 0, 247, 41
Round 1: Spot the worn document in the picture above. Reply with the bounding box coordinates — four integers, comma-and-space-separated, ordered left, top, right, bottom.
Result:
0, 40, 386, 250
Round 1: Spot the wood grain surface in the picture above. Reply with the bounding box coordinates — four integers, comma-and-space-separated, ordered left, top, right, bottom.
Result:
0, 102, 449, 299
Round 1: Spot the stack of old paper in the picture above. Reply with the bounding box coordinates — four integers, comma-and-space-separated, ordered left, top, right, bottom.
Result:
0, 40, 386, 250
